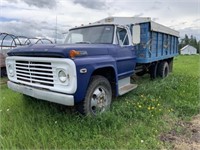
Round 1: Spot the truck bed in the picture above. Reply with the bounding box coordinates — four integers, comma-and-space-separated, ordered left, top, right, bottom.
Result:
135, 22, 179, 63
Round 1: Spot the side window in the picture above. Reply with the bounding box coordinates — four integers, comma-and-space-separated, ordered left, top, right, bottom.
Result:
116, 27, 129, 46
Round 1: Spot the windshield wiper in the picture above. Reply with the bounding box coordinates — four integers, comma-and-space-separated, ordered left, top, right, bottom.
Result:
75, 41, 91, 44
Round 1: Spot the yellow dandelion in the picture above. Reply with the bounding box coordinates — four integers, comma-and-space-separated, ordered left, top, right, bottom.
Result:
148, 106, 151, 110
139, 105, 142, 108
152, 107, 154, 110
157, 103, 160, 106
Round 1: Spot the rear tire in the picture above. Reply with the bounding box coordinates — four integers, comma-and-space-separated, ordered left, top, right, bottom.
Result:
149, 62, 158, 79
77, 75, 112, 116
158, 61, 169, 78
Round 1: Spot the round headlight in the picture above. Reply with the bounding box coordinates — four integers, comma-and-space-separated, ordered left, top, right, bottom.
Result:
58, 70, 67, 83
8, 64, 14, 76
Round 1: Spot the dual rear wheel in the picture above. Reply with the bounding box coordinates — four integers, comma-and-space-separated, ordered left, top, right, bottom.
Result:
158, 61, 170, 78
150, 60, 172, 79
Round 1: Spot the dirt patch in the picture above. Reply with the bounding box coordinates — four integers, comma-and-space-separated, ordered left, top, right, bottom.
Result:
160, 114, 200, 150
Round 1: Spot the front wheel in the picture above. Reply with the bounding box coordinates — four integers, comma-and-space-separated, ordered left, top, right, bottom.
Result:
78, 75, 112, 116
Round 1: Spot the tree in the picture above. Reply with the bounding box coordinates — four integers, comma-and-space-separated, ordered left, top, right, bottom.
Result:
179, 34, 200, 53
184, 34, 189, 45
197, 41, 200, 54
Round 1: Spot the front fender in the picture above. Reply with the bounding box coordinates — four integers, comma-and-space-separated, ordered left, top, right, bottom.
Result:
73, 55, 117, 103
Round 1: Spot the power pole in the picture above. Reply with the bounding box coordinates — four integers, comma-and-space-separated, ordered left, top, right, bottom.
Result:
55, 15, 57, 44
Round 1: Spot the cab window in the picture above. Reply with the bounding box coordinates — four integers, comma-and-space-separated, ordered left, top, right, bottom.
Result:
116, 27, 129, 46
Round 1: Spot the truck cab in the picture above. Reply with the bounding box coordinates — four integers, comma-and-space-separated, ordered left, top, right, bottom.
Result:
6, 17, 179, 116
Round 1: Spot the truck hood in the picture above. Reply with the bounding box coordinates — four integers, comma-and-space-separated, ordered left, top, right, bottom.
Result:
8, 44, 117, 58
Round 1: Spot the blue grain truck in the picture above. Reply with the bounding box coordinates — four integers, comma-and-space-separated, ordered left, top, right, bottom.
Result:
6, 17, 179, 115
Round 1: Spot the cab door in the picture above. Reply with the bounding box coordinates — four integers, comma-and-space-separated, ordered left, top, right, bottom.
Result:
115, 26, 136, 79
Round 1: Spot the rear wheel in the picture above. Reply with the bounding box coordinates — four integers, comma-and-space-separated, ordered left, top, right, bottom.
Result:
77, 75, 112, 116
149, 62, 158, 79
158, 61, 169, 78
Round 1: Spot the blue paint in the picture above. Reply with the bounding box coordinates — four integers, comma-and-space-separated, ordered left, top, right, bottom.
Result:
8, 44, 116, 57
73, 56, 118, 102
134, 22, 179, 64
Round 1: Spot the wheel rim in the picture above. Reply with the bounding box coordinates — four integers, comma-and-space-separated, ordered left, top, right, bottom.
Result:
90, 86, 109, 115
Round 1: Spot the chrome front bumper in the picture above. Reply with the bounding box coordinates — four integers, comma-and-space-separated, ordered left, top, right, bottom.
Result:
7, 81, 74, 106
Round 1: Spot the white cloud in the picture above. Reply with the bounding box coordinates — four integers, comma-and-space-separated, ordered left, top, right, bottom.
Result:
1, 0, 199, 42
179, 27, 200, 40
72, 0, 107, 10
6, 0, 57, 8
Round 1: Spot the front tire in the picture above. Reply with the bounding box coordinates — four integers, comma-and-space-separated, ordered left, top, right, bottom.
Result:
78, 75, 112, 116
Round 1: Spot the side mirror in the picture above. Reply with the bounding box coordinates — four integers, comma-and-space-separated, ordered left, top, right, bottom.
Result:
132, 25, 141, 45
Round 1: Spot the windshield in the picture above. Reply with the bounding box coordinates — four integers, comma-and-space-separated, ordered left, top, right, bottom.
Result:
64, 25, 114, 44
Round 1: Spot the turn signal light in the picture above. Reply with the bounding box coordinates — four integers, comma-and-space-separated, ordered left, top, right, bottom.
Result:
69, 50, 80, 58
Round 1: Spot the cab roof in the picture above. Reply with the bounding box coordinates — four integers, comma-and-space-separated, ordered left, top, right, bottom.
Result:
71, 17, 179, 37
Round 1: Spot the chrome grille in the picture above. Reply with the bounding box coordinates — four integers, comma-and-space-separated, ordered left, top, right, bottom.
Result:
15, 60, 54, 87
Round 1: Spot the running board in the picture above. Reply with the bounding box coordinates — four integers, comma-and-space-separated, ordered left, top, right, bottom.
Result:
118, 77, 138, 96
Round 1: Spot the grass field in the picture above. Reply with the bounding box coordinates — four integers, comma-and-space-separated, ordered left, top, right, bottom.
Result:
0, 55, 199, 149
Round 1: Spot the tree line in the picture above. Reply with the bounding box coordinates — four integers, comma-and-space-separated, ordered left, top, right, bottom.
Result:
179, 34, 200, 53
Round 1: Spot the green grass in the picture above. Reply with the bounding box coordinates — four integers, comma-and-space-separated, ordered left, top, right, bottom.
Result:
0, 55, 199, 149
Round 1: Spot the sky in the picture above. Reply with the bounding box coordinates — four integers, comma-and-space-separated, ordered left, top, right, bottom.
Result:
0, 0, 200, 43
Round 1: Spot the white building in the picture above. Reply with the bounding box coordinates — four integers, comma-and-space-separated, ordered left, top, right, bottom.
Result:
180, 45, 197, 55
